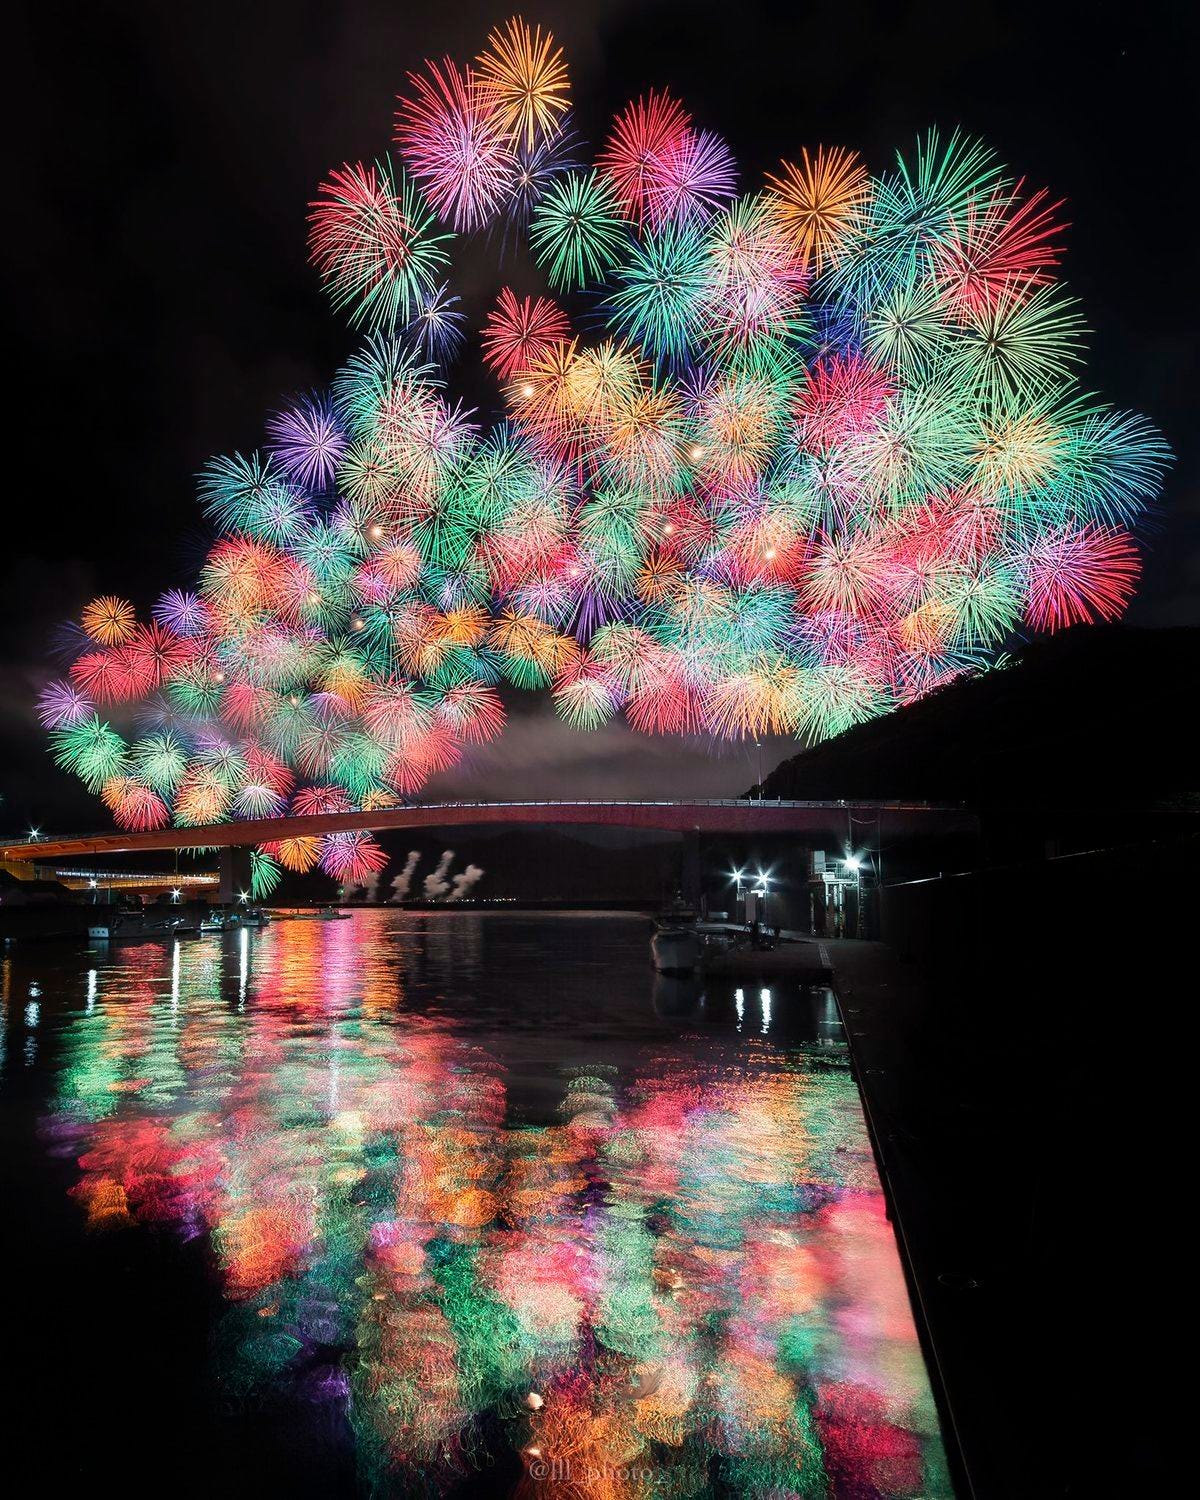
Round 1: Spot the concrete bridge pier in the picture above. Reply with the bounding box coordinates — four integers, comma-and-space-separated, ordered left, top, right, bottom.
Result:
681, 827, 703, 914
218, 845, 253, 907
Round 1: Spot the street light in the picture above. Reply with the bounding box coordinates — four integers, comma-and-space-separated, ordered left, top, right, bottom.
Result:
170, 888, 181, 903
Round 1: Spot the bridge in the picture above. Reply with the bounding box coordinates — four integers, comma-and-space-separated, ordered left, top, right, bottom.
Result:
2, 799, 977, 865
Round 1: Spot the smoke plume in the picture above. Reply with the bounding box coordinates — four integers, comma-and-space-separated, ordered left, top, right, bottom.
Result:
446, 864, 485, 901
390, 850, 421, 902
423, 850, 456, 900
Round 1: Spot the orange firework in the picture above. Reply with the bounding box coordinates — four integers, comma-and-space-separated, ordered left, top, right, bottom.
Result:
477, 16, 570, 152
765, 145, 869, 275
81, 595, 137, 646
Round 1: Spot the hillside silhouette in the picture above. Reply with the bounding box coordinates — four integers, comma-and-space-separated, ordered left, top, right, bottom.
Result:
756, 626, 1198, 810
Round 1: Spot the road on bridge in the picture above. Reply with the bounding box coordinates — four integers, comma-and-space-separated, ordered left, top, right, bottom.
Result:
2, 799, 977, 863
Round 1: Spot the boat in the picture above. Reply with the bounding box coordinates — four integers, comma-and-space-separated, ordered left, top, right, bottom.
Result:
198, 907, 271, 934
89, 911, 197, 942
264, 906, 351, 922
651, 925, 702, 974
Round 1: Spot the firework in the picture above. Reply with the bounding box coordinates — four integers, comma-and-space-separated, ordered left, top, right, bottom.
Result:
395, 59, 516, 231
504, 118, 582, 229
1018, 525, 1140, 631
266, 393, 347, 493
481, 288, 570, 379
606, 220, 708, 368
308, 157, 452, 329
41, 18, 1169, 845
81, 596, 137, 646
476, 16, 570, 152
38, 680, 94, 730
765, 146, 868, 276
407, 282, 468, 364
598, 90, 692, 227
530, 169, 627, 290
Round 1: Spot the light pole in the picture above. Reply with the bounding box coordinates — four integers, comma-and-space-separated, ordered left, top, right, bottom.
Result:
843, 854, 862, 937
729, 868, 745, 922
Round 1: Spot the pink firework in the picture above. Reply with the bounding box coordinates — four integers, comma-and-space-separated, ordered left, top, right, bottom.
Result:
1019, 526, 1140, 631
319, 831, 388, 882
794, 355, 896, 454
435, 681, 507, 744
647, 128, 737, 228
481, 288, 570, 379
394, 58, 516, 231
598, 89, 692, 226
101, 777, 171, 832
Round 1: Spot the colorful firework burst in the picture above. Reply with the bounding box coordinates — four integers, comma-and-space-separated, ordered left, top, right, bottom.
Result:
42, 13, 1169, 866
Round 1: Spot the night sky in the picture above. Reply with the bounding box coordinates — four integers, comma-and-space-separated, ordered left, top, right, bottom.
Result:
5, 0, 1197, 833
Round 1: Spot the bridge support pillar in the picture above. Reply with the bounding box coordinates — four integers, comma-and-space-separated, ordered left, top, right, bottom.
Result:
681, 828, 703, 915
218, 846, 252, 907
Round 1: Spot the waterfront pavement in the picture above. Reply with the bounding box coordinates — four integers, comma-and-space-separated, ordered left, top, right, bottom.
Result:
738, 932, 1176, 1499
707, 933, 1117, 1497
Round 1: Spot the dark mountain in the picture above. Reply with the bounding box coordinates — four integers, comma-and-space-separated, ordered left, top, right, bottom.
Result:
756, 626, 1198, 811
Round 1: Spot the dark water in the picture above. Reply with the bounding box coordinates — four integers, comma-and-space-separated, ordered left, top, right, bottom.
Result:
2, 912, 949, 1497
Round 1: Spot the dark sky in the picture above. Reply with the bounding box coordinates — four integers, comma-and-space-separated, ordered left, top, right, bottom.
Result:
4, 0, 1197, 832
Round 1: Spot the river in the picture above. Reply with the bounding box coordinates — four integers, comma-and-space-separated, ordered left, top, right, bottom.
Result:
1, 910, 950, 1497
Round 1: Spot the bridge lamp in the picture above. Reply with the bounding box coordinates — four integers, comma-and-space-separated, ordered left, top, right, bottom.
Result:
170, 888, 181, 903
87, 878, 97, 888
28, 826, 40, 840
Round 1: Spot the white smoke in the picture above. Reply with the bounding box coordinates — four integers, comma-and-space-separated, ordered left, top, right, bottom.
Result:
340, 871, 381, 903
389, 850, 421, 902
446, 864, 485, 902
423, 850, 456, 900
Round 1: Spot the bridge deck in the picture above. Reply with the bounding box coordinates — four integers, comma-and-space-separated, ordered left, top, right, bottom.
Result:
3, 800, 977, 863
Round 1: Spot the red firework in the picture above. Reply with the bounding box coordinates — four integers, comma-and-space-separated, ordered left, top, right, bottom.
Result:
794, 355, 896, 454
598, 90, 692, 226
481, 288, 571, 379
125, 621, 196, 689
220, 681, 269, 731
291, 784, 353, 817
243, 743, 295, 798
933, 180, 1068, 320
1020, 526, 1140, 631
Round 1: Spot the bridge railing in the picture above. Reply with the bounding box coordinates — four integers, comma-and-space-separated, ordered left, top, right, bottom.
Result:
4, 795, 965, 849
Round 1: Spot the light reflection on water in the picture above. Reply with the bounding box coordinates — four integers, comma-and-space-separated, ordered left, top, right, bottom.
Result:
5, 912, 950, 1497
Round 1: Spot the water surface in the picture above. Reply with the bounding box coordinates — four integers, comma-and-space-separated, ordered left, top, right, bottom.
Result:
3, 911, 949, 1497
